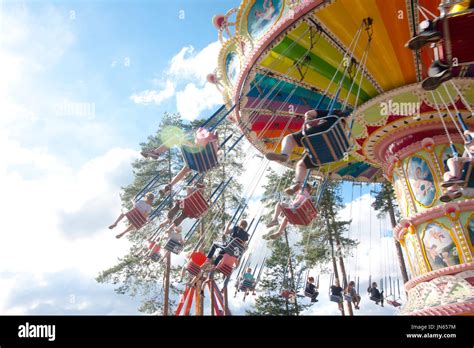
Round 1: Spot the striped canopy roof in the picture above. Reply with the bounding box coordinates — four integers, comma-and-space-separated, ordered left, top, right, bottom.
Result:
214, 0, 474, 182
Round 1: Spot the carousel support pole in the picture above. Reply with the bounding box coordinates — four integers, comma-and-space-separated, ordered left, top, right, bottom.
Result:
210, 273, 216, 316
195, 278, 202, 316
224, 286, 230, 315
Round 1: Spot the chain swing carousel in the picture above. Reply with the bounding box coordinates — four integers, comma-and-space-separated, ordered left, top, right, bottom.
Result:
208, 0, 474, 315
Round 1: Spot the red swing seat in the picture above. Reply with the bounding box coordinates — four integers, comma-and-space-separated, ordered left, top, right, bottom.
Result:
180, 190, 209, 218
281, 289, 295, 299
436, 10, 474, 66
281, 199, 318, 226
125, 207, 147, 229
215, 253, 237, 277
387, 299, 402, 307
186, 261, 201, 276
148, 241, 161, 254
186, 252, 207, 276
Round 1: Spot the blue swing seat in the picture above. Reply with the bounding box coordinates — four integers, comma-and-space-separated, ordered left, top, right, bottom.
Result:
224, 238, 246, 258
330, 294, 343, 303
181, 142, 219, 173
240, 279, 255, 291
301, 116, 350, 167
163, 238, 184, 254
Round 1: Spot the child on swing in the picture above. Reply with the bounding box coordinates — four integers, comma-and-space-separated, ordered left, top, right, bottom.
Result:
367, 282, 384, 307
238, 268, 257, 296
345, 280, 361, 310
158, 182, 206, 229
440, 129, 474, 202
142, 127, 219, 196
109, 192, 155, 239
305, 276, 319, 303
330, 284, 344, 312
262, 183, 313, 240
405, 0, 474, 90
265, 109, 345, 195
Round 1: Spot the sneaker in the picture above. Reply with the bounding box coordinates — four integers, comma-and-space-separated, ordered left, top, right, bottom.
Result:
284, 183, 301, 195
422, 61, 452, 91
441, 178, 463, 188
265, 152, 289, 162
406, 30, 442, 50
265, 220, 279, 228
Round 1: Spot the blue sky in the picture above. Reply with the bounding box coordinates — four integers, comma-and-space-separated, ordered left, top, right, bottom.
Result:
0, 0, 402, 315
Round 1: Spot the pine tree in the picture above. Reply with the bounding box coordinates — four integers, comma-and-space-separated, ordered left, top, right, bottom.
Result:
97, 112, 245, 314
246, 169, 310, 315
246, 237, 310, 315
371, 181, 409, 284
298, 180, 356, 271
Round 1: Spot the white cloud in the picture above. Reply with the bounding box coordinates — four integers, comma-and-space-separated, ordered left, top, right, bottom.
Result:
0, 5, 74, 128
131, 41, 223, 120
2, 270, 141, 315
176, 82, 223, 121
130, 80, 175, 105
0, 5, 74, 72
169, 41, 221, 81
0, 125, 140, 313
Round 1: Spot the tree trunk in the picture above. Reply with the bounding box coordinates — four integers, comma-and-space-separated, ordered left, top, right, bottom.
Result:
387, 199, 409, 285
328, 227, 345, 316
284, 229, 299, 316
335, 232, 353, 316
163, 252, 171, 316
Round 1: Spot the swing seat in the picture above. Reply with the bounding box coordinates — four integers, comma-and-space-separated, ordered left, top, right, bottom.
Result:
387, 299, 402, 307
301, 116, 350, 167
181, 189, 209, 218
163, 238, 184, 254
304, 290, 316, 298
240, 279, 255, 291
224, 238, 246, 258
149, 253, 161, 262
147, 241, 161, 255
369, 296, 382, 303
330, 295, 343, 303
125, 207, 147, 229
436, 10, 474, 66
281, 199, 318, 226
215, 253, 237, 277
330, 294, 343, 303
344, 294, 353, 302
460, 160, 474, 187
186, 261, 202, 276
181, 141, 219, 173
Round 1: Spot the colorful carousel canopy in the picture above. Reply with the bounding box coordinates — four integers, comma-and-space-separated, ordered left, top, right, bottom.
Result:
212, 0, 474, 182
